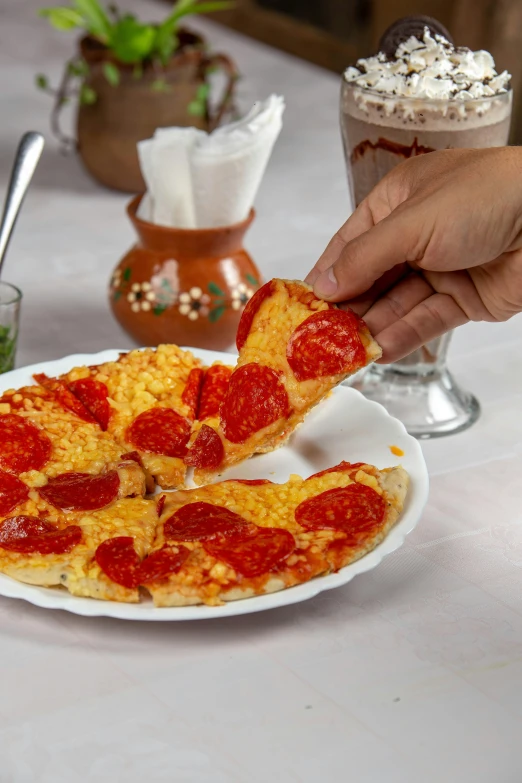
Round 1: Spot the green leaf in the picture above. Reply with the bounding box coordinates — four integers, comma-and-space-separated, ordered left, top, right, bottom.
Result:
39, 7, 85, 30
123, 267, 132, 281
207, 281, 225, 296
154, 0, 232, 61
154, 0, 233, 63
73, 0, 112, 41
35, 73, 49, 89
113, 290, 121, 302
154, 26, 179, 64
110, 15, 156, 63
67, 58, 90, 77
246, 273, 259, 287
151, 79, 170, 92
172, 0, 195, 13
79, 84, 97, 104
196, 82, 210, 101
164, 0, 233, 27
208, 305, 226, 323
103, 61, 120, 86
188, 100, 205, 116
153, 305, 168, 316
182, 1, 234, 15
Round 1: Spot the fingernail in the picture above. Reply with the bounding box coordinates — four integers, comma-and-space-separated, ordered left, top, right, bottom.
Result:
314, 267, 338, 298
304, 269, 319, 285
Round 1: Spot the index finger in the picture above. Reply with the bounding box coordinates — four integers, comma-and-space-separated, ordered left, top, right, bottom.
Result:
305, 199, 376, 286
311, 203, 431, 301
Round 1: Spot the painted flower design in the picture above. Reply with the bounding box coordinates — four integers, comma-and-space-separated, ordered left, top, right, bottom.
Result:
110, 268, 122, 290
127, 282, 156, 313
178, 287, 211, 321
231, 282, 254, 311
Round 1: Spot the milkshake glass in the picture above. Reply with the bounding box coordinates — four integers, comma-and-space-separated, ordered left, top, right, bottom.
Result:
340, 32, 512, 437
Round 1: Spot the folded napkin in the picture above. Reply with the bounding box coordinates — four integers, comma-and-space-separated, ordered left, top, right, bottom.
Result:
136, 94, 285, 228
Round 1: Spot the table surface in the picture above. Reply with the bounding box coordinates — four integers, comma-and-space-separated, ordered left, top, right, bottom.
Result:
2, 1, 522, 780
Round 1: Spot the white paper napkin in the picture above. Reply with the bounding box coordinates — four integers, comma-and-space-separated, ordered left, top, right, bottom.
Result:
136, 127, 205, 227
136, 95, 285, 228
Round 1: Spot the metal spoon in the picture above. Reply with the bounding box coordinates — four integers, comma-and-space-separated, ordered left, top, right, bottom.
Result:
0, 131, 45, 279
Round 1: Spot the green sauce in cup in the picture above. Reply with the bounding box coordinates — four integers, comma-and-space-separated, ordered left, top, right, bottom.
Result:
0, 283, 22, 374
0, 324, 17, 373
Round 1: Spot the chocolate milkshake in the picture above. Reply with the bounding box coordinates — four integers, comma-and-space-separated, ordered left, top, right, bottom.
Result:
340, 20, 513, 438
341, 26, 512, 206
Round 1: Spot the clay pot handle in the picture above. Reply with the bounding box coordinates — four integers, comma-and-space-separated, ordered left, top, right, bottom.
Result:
203, 53, 239, 131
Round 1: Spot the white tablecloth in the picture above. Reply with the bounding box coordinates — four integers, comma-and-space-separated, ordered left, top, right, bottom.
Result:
1, 2, 522, 780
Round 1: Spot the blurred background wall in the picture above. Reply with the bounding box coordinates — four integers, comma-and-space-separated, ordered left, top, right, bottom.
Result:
178, 0, 522, 143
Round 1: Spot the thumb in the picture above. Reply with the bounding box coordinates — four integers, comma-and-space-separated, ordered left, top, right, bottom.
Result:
313, 203, 431, 302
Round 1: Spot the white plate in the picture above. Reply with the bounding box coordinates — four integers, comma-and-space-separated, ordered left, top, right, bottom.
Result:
0, 349, 429, 621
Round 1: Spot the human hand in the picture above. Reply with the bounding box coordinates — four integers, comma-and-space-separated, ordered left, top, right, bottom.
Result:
306, 147, 522, 362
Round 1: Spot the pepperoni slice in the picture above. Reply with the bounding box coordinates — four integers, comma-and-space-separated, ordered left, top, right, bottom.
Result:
295, 484, 386, 544
306, 462, 366, 481
221, 364, 290, 444
0, 516, 82, 554
0, 414, 52, 475
181, 368, 205, 420
33, 373, 98, 425
236, 281, 274, 352
198, 365, 232, 420
287, 309, 366, 382
164, 501, 255, 542
39, 471, 120, 511
138, 545, 190, 584
95, 536, 141, 589
223, 478, 273, 486
0, 471, 29, 516
68, 378, 111, 430
184, 425, 224, 469
126, 408, 191, 458
95, 537, 191, 588
204, 527, 295, 577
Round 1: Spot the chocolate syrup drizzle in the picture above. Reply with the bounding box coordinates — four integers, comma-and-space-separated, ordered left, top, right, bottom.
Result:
350, 136, 435, 165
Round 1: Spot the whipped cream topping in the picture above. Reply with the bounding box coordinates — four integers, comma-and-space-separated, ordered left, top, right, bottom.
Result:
344, 29, 511, 101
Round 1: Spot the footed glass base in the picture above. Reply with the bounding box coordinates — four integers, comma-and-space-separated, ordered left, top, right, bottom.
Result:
351, 364, 481, 439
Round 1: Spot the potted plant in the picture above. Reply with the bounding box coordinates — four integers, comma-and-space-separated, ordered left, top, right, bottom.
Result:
36, 0, 238, 192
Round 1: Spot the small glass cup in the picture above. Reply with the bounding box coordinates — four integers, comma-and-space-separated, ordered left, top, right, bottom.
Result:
340, 83, 512, 437
0, 282, 22, 374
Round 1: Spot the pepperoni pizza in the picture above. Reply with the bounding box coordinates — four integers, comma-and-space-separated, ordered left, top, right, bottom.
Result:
0, 384, 146, 497
0, 279, 409, 607
0, 460, 408, 605
187, 279, 382, 484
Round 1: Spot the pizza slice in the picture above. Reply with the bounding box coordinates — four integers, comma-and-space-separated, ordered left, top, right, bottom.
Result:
142, 460, 408, 607
0, 459, 408, 605
44, 344, 205, 489
0, 385, 146, 498
0, 500, 159, 604
187, 279, 382, 484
